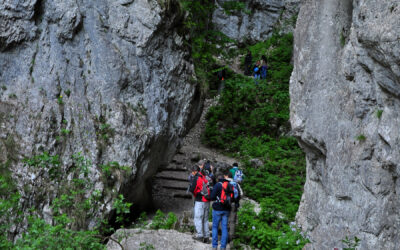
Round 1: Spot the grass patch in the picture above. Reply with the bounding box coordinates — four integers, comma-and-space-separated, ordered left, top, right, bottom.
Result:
376, 109, 383, 119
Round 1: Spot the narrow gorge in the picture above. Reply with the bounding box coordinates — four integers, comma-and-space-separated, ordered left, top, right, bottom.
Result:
1, 0, 400, 249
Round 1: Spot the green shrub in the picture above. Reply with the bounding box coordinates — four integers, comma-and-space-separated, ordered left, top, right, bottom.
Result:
356, 134, 366, 142
135, 212, 149, 228
222, 1, 249, 15
342, 236, 360, 250
376, 109, 383, 119
150, 210, 177, 230
1, 153, 132, 249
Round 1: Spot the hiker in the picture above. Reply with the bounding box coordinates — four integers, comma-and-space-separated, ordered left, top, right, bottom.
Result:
187, 165, 198, 194
203, 160, 216, 188
217, 68, 226, 94
244, 50, 252, 76
210, 170, 235, 250
260, 55, 268, 80
189, 165, 211, 243
230, 163, 244, 183
226, 171, 242, 242
253, 60, 261, 84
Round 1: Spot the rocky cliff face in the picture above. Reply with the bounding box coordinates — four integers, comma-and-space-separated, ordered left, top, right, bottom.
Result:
0, 0, 201, 232
212, 0, 300, 43
290, 0, 400, 249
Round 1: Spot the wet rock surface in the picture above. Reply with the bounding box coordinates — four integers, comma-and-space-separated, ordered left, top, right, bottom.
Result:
290, 0, 400, 249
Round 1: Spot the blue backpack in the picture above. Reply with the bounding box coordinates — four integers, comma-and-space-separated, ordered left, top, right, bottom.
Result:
229, 181, 240, 200
233, 169, 243, 182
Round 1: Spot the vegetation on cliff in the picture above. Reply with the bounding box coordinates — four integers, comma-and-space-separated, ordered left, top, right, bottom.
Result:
0, 154, 132, 249
203, 33, 308, 249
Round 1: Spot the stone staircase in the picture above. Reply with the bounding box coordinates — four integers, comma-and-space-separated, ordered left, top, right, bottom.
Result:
152, 151, 194, 214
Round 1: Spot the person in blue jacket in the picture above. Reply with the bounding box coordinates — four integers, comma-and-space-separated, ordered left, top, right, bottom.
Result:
210, 170, 232, 250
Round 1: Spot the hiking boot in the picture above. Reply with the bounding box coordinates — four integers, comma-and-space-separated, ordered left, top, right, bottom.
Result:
192, 236, 203, 243
203, 237, 210, 244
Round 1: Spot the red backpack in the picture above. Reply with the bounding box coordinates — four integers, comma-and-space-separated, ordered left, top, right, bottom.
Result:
219, 182, 233, 206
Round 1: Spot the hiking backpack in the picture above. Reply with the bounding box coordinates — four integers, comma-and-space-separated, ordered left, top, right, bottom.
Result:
229, 181, 240, 200
203, 168, 214, 187
199, 178, 210, 200
218, 182, 233, 207
233, 169, 243, 183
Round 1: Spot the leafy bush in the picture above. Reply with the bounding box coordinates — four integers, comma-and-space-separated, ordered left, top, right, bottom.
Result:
150, 210, 178, 230
222, 1, 249, 15
0, 153, 133, 249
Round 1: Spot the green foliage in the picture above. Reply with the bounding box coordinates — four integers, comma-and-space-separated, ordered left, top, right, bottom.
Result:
24, 152, 61, 180
60, 128, 70, 136
234, 202, 308, 250
204, 34, 295, 148
113, 194, 132, 224
8, 93, 17, 99
150, 210, 177, 230
139, 242, 155, 250
222, 1, 249, 15
376, 109, 383, 119
14, 215, 104, 249
342, 236, 360, 250
0, 175, 22, 249
203, 33, 307, 249
64, 89, 71, 98
340, 31, 346, 47
356, 134, 366, 142
4, 135, 19, 162
1, 152, 132, 248
101, 161, 129, 177
242, 33, 294, 82
97, 123, 115, 142
179, 0, 236, 93
57, 95, 63, 104
135, 212, 149, 228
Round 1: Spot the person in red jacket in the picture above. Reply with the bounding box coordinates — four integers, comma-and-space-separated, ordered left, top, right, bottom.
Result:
189, 165, 211, 243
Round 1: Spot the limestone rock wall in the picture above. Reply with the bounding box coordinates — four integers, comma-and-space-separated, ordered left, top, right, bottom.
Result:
0, 0, 201, 232
290, 0, 400, 249
212, 0, 300, 43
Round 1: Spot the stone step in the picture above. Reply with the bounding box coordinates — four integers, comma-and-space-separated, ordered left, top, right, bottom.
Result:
159, 164, 189, 171
173, 193, 192, 199
153, 188, 192, 200
163, 186, 187, 191
155, 170, 189, 181
154, 179, 190, 190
